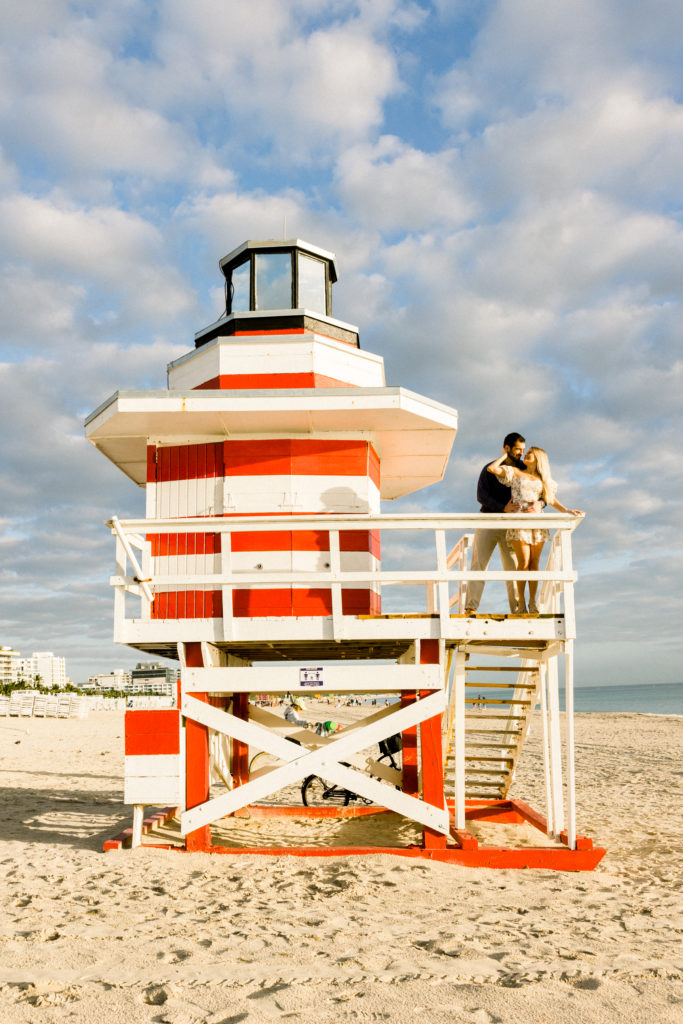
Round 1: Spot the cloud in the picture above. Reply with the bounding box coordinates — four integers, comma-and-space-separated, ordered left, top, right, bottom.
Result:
137, 0, 403, 161
335, 136, 475, 232
0, 194, 196, 330
436, 0, 683, 126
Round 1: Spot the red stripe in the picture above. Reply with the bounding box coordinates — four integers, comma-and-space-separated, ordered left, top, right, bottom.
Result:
156, 443, 223, 482
125, 733, 180, 756
223, 439, 378, 478
151, 590, 224, 619
341, 529, 381, 557
148, 532, 221, 557
227, 529, 380, 555
230, 530, 292, 552
195, 372, 353, 390
125, 710, 180, 733
125, 710, 180, 756
149, 440, 379, 484
151, 588, 380, 618
147, 445, 156, 483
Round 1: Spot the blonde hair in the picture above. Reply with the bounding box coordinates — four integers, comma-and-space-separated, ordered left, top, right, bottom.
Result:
527, 447, 555, 504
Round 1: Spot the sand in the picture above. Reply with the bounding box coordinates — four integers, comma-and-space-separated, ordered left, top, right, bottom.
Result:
0, 709, 681, 1023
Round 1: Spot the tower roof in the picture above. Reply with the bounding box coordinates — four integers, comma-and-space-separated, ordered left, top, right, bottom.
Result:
84, 386, 458, 500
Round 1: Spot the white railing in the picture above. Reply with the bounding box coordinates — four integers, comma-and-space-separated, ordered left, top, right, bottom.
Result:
108, 512, 580, 642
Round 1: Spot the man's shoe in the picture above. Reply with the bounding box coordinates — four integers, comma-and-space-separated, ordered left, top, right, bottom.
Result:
465, 607, 476, 617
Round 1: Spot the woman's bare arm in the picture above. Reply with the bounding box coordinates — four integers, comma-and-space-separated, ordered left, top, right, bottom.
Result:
487, 448, 522, 479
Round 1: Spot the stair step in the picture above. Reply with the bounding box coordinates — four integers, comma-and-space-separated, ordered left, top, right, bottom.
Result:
465, 756, 515, 763
465, 714, 524, 720
466, 729, 520, 737
465, 699, 532, 706
462, 745, 516, 753
465, 683, 536, 690
466, 666, 540, 673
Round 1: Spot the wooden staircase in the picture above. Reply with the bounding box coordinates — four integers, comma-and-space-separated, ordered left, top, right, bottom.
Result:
443, 648, 543, 800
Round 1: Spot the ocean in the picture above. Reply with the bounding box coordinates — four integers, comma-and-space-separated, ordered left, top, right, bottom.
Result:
364, 681, 683, 715
564, 680, 683, 715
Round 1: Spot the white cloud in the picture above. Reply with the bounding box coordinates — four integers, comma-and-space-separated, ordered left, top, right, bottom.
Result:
141, 0, 402, 159
437, 0, 683, 127
335, 136, 475, 231
0, 193, 196, 324
0, 26, 231, 188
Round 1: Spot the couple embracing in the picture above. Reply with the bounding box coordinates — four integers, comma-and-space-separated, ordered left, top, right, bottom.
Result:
465, 432, 583, 616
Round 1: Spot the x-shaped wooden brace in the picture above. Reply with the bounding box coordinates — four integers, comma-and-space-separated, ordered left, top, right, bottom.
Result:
181, 691, 449, 836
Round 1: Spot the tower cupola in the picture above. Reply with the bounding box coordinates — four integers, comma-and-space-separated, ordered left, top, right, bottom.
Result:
195, 238, 357, 348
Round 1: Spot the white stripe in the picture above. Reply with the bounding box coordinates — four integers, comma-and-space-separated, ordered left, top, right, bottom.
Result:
152, 550, 379, 579
124, 776, 182, 805
155, 475, 380, 517
167, 335, 385, 391
125, 754, 180, 777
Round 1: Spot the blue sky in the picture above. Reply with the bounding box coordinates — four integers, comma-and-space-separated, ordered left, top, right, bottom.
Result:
1, 0, 681, 686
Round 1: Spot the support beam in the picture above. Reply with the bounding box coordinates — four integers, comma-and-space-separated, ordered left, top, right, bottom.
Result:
453, 650, 467, 830
419, 639, 446, 850
183, 642, 211, 851
565, 640, 576, 850
180, 691, 449, 835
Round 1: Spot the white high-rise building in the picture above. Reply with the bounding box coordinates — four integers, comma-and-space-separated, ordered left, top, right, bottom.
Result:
0, 646, 21, 685
87, 670, 133, 692
19, 651, 67, 689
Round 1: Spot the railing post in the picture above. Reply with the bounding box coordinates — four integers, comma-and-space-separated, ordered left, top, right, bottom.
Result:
546, 651, 565, 837
565, 639, 576, 849
329, 528, 343, 640
453, 650, 467, 830
539, 662, 554, 837
221, 524, 234, 642
113, 530, 126, 637
560, 529, 576, 638
435, 530, 450, 636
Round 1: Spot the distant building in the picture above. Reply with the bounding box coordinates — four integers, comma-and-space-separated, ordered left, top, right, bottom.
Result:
0, 645, 21, 685
130, 661, 179, 696
87, 670, 133, 692
18, 651, 66, 689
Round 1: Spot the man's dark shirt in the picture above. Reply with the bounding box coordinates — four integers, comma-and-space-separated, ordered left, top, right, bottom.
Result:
477, 458, 525, 513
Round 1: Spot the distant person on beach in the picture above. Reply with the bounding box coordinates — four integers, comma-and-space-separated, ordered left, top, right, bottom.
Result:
465, 432, 538, 615
487, 446, 583, 614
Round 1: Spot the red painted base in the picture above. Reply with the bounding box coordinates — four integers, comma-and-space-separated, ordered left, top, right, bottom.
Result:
103, 799, 606, 870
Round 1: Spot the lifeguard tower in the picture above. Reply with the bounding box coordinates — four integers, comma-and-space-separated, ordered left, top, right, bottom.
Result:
86, 238, 604, 869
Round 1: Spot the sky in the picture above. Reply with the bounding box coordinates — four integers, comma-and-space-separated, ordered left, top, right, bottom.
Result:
1, 0, 681, 687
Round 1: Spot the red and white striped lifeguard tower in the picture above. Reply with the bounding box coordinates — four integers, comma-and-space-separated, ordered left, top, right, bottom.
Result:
87, 238, 604, 868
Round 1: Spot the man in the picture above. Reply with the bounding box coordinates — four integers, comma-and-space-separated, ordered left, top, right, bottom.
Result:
465, 432, 539, 615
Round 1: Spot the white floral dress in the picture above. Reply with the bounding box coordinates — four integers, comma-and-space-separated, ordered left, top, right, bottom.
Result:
499, 465, 550, 545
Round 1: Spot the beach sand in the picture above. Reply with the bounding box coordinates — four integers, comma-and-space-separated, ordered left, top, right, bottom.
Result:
0, 709, 681, 1023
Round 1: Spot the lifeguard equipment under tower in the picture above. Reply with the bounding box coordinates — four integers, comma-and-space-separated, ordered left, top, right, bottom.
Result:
86, 238, 604, 868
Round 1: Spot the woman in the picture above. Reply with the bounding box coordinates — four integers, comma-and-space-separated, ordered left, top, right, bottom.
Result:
487, 446, 583, 614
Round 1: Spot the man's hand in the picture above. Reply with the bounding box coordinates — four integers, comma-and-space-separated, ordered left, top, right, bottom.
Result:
504, 500, 521, 513
522, 500, 543, 514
